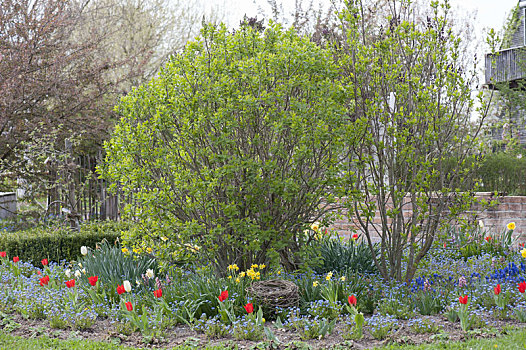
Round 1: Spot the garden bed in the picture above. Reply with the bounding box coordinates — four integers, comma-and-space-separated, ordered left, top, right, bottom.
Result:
0, 227, 525, 349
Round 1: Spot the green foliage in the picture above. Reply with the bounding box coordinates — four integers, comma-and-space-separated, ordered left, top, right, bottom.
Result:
0, 221, 125, 264
311, 236, 378, 274
77, 241, 159, 300
477, 153, 526, 195
412, 290, 447, 316
287, 316, 336, 340
409, 318, 441, 334
378, 298, 414, 320
100, 22, 351, 272
442, 224, 514, 260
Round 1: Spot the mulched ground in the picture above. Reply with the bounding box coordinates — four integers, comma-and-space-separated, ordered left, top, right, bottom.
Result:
3, 312, 524, 349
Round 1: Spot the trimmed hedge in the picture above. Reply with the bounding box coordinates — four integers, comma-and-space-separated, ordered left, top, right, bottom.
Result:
477, 152, 526, 195
0, 221, 129, 264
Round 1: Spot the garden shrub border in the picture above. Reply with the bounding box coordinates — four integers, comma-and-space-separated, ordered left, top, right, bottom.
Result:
0, 221, 127, 263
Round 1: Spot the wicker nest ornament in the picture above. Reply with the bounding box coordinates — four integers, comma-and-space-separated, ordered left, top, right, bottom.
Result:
246, 279, 299, 309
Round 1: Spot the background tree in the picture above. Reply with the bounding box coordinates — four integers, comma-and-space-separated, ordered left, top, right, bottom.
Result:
100, 23, 351, 272
0, 0, 221, 217
340, 0, 490, 282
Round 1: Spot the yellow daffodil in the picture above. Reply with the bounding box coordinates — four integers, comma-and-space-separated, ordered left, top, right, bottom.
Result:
228, 275, 232, 279
326, 271, 333, 281
277, 270, 281, 275
310, 222, 320, 232
313, 281, 319, 287
340, 276, 346, 281
508, 222, 516, 230
521, 248, 526, 258
251, 264, 259, 269
259, 264, 266, 269
121, 247, 129, 254
239, 271, 246, 278
161, 236, 168, 242
146, 247, 153, 253
133, 247, 142, 254
235, 277, 240, 283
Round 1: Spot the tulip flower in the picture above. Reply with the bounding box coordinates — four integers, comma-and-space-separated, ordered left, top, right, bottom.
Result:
117, 284, 125, 295
39, 275, 50, 286
0, 252, 6, 258
80, 246, 88, 255
12, 256, 19, 263
125, 302, 133, 311
459, 295, 468, 304
41, 258, 48, 266
485, 236, 491, 242
348, 295, 357, 307
153, 289, 162, 298
352, 233, 359, 240
88, 276, 98, 286
244, 303, 254, 314
518, 282, 526, 294
65, 279, 75, 288
123, 280, 132, 293
522, 249, 526, 259
218, 290, 228, 302
494, 284, 501, 295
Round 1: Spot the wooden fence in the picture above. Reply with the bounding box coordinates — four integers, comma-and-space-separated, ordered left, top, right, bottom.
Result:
46, 152, 130, 222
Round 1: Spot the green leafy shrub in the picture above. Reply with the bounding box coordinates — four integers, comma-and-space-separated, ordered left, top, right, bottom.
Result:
312, 236, 378, 274
0, 221, 128, 264
100, 22, 351, 272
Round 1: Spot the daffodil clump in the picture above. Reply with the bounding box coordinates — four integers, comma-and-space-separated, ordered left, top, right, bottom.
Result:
227, 264, 267, 283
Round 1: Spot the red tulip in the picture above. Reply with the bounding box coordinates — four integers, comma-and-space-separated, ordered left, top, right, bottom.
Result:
65, 279, 75, 288
12, 256, 19, 263
352, 234, 359, 240
88, 276, 98, 286
39, 275, 50, 286
125, 302, 133, 311
494, 284, 501, 296
117, 284, 125, 295
348, 295, 357, 306
459, 295, 468, 304
218, 290, 228, 302
244, 303, 254, 314
154, 289, 162, 298
41, 259, 48, 266
518, 282, 526, 294
0, 252, 6, 258
485, 236, 491, 242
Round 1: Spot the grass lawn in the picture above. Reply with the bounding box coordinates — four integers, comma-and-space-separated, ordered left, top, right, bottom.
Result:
382, 329, 526, 350
1, 329, 525, 350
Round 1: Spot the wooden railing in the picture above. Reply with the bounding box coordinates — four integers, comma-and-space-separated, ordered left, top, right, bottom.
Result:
486, 47, 526, 85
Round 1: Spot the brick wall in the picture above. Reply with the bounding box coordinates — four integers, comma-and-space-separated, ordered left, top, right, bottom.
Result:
330, 193, 526, 243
